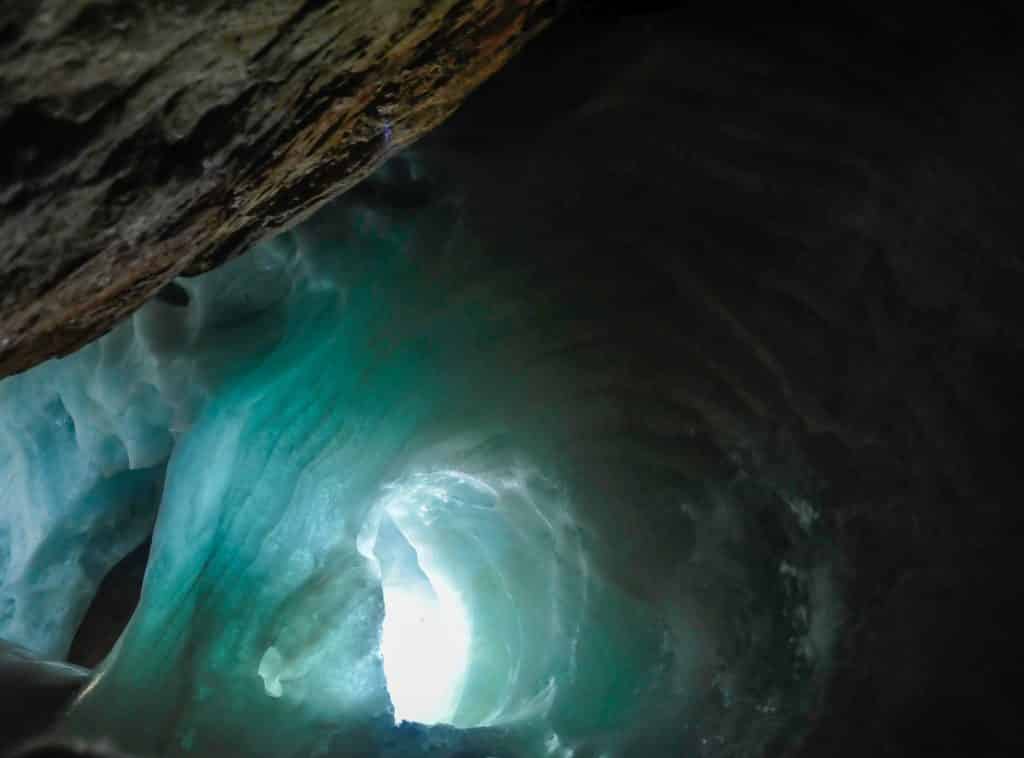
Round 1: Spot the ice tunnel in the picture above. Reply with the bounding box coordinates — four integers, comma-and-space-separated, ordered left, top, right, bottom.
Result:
0, 152, 839, 757
6, 3, 1024, 756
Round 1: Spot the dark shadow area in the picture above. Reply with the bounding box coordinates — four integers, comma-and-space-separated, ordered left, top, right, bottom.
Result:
68, 542, 149, 670
410, 4, 1024, 755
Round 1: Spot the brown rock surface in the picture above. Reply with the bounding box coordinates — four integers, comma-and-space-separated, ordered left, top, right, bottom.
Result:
0, 0, 557, 377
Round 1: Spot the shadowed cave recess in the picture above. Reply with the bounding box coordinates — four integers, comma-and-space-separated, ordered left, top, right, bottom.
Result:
3, 4, 1024, 758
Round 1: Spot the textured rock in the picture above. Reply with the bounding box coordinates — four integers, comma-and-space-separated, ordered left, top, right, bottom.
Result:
0, 0, 558, 377
0, 641, 88, 753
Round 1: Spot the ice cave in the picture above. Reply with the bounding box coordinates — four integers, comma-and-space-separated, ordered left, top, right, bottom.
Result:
0, 152, 839, 756
2, 4, 1022, 758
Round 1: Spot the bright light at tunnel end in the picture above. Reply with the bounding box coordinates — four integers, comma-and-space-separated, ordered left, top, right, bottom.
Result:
380, 572, 471, 725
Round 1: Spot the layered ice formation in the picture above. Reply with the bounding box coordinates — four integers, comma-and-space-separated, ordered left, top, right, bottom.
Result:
0, 239, 299, 659
0, 155, 838, 757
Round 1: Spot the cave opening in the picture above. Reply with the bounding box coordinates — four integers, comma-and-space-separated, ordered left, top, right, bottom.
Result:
367, 509, 471, 727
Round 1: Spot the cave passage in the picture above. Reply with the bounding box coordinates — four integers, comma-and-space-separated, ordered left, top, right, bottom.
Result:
0, 154, 837, 758
5, 5, 1024, 757
372, 512, 471, 726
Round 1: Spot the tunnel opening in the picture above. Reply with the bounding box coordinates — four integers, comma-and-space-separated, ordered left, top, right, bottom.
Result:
368, 515, 471, 726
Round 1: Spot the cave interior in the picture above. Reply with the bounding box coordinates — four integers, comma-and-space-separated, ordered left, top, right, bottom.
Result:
1, 4, 1023, 758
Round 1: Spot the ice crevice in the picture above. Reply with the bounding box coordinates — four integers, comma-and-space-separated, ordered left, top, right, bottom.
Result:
0, 155, 839, 757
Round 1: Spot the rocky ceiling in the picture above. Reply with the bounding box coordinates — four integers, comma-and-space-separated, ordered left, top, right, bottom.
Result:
3, 2, 1024, 758
0, 0, 559, 377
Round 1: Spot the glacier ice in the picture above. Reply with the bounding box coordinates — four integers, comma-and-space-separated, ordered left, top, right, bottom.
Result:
0, 241, 299, 659
0, 155, 839, 757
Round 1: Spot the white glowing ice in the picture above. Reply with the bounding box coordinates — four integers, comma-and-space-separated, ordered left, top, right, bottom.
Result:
373, 516, 471, 724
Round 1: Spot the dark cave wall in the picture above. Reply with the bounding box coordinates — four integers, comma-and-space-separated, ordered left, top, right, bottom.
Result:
407, 8, 1024, 755
67, 541, 149, 670
0, 642, 87, 755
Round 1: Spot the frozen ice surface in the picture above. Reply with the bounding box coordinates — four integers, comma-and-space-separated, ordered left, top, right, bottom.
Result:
0, 240, 299, 658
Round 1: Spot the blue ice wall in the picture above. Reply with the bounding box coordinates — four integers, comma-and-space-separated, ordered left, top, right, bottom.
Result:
0, 240, 299, 659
